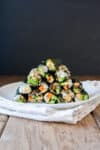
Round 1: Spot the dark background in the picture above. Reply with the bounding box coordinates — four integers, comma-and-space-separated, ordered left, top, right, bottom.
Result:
0, 0, 99, 75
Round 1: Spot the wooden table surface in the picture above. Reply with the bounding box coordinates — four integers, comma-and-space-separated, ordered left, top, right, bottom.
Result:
0, 76, 100, 150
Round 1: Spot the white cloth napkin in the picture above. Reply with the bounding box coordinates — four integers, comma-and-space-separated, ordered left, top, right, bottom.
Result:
0, 81, 100, 124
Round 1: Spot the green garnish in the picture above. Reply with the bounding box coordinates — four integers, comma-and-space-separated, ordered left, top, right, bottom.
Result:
17, 97, 26, 103
83, 94, 89, 100
57, 77, 66, 83
73, 87, 81, 94
27, 77, 39, 86
49, 95, 60, 104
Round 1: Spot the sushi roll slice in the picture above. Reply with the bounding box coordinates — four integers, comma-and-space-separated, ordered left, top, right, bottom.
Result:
46, 59, 56, 72
27, 67, 41, 86
61, 90, 74, 102
18, 84, 32, 94
61, 79, 73, 90
46, 73, 54, 83
61, 90, 74, 98
38, 64, 48, 77
44, 92, 60, 104
56, 70, 68, 82
28, 93, 43, 103
38, 82, 48, 93
50, 82, 61, 95
76, 90, 89, 101
17, 84, 32, 100
58, 65, 71, 77
14, 94, 26, 103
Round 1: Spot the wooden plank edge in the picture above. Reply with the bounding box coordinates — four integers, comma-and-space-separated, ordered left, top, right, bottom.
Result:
92, 105, 100, 129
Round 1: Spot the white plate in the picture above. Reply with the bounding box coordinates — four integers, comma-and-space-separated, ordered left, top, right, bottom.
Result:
0, 81, 100, 109
0, 81, 100, 123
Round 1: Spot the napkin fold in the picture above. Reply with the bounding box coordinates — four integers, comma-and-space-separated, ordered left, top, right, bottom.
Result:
0, 81, 100, 124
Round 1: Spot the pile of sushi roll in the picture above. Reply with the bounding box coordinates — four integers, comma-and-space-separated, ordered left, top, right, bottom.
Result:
14, 58, 89, 104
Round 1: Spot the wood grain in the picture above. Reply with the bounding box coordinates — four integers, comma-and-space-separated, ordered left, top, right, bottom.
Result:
0, 115, 100, 150
0, 76, 100, 150
92, 105, 100, 129
0, 76, 24, 86
0, 115, 8, 122
0, 115, 8, 137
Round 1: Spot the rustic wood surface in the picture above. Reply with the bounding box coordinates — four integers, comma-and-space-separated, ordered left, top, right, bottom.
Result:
0, 76, 100, 150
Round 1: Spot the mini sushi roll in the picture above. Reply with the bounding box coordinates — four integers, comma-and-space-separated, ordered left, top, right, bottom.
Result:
18, 84, 32, 94
50, 82, 61, 95
17, 84, 32, 100
28, 93, 43, 103
14, 95, 26, 103
61, 79, 73, 90
76, 91, 89, 101
45, 73, 54, 83
61, 90, 74, 98
61, 90, 74, 102
38, 82, 48, 93
38, 64, 48, 77
27, 75, 41, 86
56, 70, 68, 82
46, 59, 56, 72
58, 65, 71, 77
27, 67, 41, 86
44, 92, 60, 104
